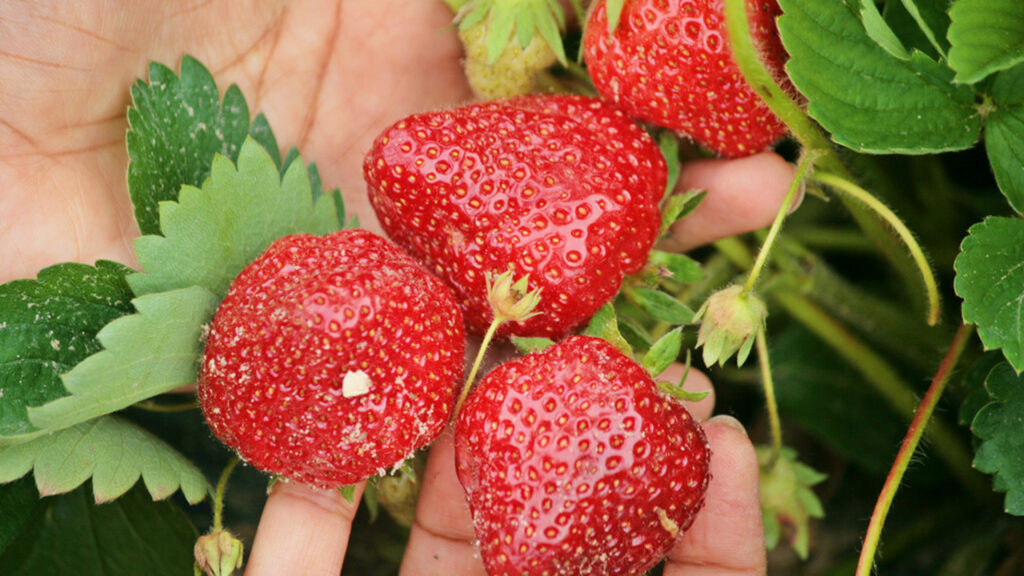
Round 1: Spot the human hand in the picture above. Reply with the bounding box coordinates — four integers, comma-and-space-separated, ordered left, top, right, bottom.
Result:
1, 2, 796, 574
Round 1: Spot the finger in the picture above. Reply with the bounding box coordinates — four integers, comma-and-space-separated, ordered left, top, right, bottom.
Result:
663, 151, 798, 252
657, 362, 716, 421
665, 416, 765, 576
245, 480, 365, 576
399, 430, 487, 576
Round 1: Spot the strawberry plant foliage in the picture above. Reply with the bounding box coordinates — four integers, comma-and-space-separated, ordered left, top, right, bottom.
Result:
984, 64, 1024, 214
0, 261, 133, 443
971, 362, 1024, 515
947, 0, 1024, 84
0, 416, 209, 505
777, 0, 982, 154
954, 217, 1024, 373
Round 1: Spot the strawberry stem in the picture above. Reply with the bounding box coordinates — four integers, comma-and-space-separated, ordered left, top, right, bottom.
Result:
855, 324, 974, 576
213, 456, 240, 532
755, 326, 783, 469
455, 318, 502, 416
740, 151, 818, 298
810, 171, 941, 326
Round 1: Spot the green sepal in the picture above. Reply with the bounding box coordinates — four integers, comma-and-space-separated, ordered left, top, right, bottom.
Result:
656, 352, 710, 402
757, 446, 827, 559
660, 190, 707, 238
339, 484, 357, 504
511, 336, 556, 355
605, 0, 626, 36
642, 329, 683, 378
462, 0, 569, 66
647, 250, 706, 284
583, 304, 633, 357
622, 285, 695, 324
362, 482, 380, 523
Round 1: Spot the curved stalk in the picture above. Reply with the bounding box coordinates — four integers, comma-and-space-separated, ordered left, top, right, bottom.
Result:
855, 324, 975, 576
213, 457, 241, 532
455, 319, 502, 415
812, 171, 941, 326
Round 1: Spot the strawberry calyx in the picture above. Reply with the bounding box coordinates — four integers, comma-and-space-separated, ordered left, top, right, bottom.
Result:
694, 285, 767, 367
453, 0, 569, 66
193, 530, 244, 576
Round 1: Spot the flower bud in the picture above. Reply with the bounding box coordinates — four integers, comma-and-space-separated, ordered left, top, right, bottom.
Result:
694, 285, 767, 367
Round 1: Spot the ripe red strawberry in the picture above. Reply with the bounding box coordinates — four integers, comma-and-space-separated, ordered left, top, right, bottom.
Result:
198, 229, 466, 489
455, 336, 710, 576
583, 0, 790, 157
364, 94, 667, 339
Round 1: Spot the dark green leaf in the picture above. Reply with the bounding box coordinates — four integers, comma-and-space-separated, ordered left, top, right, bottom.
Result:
0, 477, 38, 555
985, 65, 1024, 213
641, 329, 682, 378
0, 416, 209, 504
971, 362, 1024, 514
0, 483, 197, 576
948, 0, 1024, 84
27, 286, 219, 432
779, 0, 983, 154
615, 316, 653, 351
0, 262, 133, 442
859, 0, 910, 59
885, 0, 951, 57
128, 138, 341, 299
959, 352, 1006, 427
126, 56, 251, 236
248, 113, 282, 173
954, 217, 1024, 372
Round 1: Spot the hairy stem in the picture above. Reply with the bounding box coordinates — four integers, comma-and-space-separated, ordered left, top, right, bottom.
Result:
213, 456, 241, 532
812, 171, 941, 326
455, 318, 502, 416
741, 151, 817, 296
772, 291, 988, 499
756, 326, 783, 468
855, 324, 975, 576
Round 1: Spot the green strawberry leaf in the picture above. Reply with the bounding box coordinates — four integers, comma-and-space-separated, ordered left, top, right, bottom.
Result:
26, 286, 219, 432
0, 478, 37, 556
583, 303, 633, 357
128, 138, 341, 299
622, 285, 695, 324
954, 217, 1024, 372
647, 250, 706, 284
0, 416, 209, 504
948, 0, 1024, 84
0, 482, 197, 576
859, 0, 910, 59
0, 261, 134, 443
971, 362, 1024, 515
127, 56, 251, 236
778, 0, 983, 154
510, 336, 556, 354
960, 352, 1006, 428
985, 65, 1024, 213
887, 0, 950, 58
641, 328, 682, 378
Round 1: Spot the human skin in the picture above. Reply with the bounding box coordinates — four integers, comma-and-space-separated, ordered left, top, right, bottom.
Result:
1, 2, 794, 574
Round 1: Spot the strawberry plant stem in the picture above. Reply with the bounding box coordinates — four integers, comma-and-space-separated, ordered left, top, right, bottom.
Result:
772, 291, 989, 499
755, 326, 783, 468
741, 151, 817, 297
811, 171, 940, 326
855, 324, 975, 576
213, 456, 240, 532
456, 319, 502, 416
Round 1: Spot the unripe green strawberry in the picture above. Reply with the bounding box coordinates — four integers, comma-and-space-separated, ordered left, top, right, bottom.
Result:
460, 19, 559, 99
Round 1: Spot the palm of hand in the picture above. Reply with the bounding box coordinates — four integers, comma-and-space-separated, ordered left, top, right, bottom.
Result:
0, 0, 469, 283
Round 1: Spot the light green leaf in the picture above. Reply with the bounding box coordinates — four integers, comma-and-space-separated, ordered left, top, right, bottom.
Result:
0, 482, 198, 576
0, 416, 209, 504
860, 0, 910, 59
582, 303, 633, 356
26, 286, 219, 432
127, 56, 251, 236
624, 286, 694, 324
605, 0, 625, 35
0, 261, 134, 442
948, 0, 1024, 84
641, 329, 682, 378
778, 0, 983, 154
954, 217, 1024, 372
128, 138, 340, 299
510, 336, 556, 354
986, 65, 1024, 213
971, 362, 1024, 515
647, 250, 706, 284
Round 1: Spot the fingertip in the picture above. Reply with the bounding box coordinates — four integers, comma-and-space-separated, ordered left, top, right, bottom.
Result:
665, 416, 765, 576
665, 151, 797, 251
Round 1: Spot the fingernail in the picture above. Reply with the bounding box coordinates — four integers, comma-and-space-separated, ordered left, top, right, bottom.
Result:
706, 414, 748, 436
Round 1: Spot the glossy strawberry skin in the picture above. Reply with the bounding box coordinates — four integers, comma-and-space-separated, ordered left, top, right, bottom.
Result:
198, 229, 466, 489
584, 0, 790, 157
455, 336, 710, 576
364, 94, 666, 340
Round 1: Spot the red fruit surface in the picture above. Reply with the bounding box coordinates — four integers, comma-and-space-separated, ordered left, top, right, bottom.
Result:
198, 229, 466, 489
364, 94, 667, 339
455, 336, 710, 576
583, 0, 790, 157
